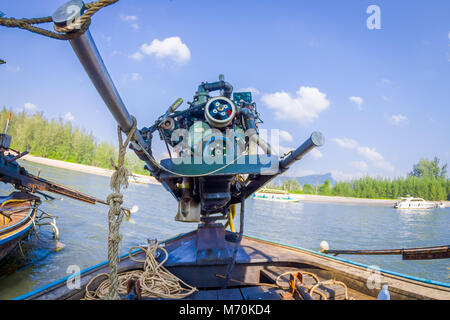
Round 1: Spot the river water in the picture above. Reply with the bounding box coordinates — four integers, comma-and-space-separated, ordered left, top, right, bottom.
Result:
0, 162, 448, 299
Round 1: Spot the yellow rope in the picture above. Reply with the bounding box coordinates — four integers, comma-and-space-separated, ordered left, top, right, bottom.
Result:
223, 204, 236, 232
309, 279, 349, 300
275, 271, 349, 300
84, 241, 197, 300
0, 0, 118, 40
54, 0, 118, 34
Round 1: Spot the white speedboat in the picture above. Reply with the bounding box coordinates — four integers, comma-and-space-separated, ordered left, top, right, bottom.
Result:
394, 197, 437, 210
252, 188, 303, 203
437, 201, 446, 209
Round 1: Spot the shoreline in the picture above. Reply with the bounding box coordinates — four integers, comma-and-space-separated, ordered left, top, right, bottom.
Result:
298, 194, 450, 207
300, 194, 395, 207
21, 154, 159, 185
19, 155, 449, 207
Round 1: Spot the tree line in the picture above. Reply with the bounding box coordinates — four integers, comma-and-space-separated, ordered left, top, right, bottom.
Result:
2, 108, 448, 200
278, 158, 449, 201
0, 108, 147, 175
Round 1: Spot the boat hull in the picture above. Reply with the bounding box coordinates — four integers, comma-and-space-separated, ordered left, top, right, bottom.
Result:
16, 232, 450, 300
0, 193, 40, 262
252, 193, 302, 203
394, 205, 436, 209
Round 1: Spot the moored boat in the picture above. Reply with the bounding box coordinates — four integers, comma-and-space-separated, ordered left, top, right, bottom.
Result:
394, 197, 438, 210
0, 192, 40, 262
15, 230, 450, 300
4, 0, 449, 301
252, 188, 303, 203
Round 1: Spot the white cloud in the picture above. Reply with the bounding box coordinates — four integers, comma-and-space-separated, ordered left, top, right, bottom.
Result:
333, 138, 395, 173
380, 78, 391, 85
331, 171, 365, 182
447, 32, 450, 61
284, 168, 317, 177
309, 148, 323, 159
24, 102, 38, 112
120, 14, 139, 30
140, 37, 191, 64
279, 130, 293, 142
120, 14, 138, 22
389, 114, 408, 126
123, 72, 142, 82
357, 146, 395, 172
273, 145, 292, 156
64, 112, 75, 122
349, 96, 363, 109
129, 51, 144, 61
238, 87, 260, 96
332, 138, 358, 149
6, 65, 21, 72
374, 160, 395, 172
351, 160, 368, 171
261, 86, 330, 124
357, 146, 384, 162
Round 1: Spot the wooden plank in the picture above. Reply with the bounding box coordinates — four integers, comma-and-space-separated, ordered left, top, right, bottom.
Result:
188, 288, 243, 300
190, 290, 218, 300
217, 288, 244, 300
240, 286, 283, 300
260, 266, 346, 300
242, 236, 450, 300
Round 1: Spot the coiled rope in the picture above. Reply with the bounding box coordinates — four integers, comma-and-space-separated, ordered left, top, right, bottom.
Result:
84, 241, 197, 300
275, 271, 349, 300
0, 0, 118, 40
216, 270, 350, 300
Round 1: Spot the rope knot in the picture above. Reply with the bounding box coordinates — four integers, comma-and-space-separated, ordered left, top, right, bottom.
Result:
107, 193, 123, 206
105, 117, 137, 300
109, 232, 122, 244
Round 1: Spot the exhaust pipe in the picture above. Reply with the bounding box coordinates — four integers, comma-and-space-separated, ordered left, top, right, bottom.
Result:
279, 131, 324, 171
242, 131, 324, 198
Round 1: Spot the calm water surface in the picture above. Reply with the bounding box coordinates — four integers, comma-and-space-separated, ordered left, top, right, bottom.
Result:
0, 162, 448, 299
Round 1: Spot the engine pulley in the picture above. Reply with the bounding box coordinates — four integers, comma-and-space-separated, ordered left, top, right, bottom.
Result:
204, 96, 236, 128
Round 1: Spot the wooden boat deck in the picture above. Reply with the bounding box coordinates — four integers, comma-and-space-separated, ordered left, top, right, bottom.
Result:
22, 231, 450, 300
0, 195, 38, 261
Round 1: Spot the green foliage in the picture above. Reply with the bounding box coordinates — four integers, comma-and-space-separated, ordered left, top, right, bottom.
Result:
302, 184, 316, 194
277, 157, 449, 201
409, 157, 447, 179
282, 179, 300, 192
0, 108, 148, 175
318, 179, 332, 195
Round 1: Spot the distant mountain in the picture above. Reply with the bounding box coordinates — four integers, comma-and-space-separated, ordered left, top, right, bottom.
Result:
273, 173, 335, 187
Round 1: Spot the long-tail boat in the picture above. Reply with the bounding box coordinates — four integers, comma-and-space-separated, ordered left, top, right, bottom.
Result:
2, 1, 449, 300
0, 192, 40, 261
0, 112, 136, 264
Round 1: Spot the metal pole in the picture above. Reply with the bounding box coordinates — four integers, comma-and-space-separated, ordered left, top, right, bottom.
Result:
53, 0, 134, 133
69, 31, 134, 132
242, 132, 324, 198
279, 131, 325, 171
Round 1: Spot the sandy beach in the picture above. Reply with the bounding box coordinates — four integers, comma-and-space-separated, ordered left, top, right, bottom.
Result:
300, 194, 396, 206
21, 154, 159, 185
20, 154, 449, 207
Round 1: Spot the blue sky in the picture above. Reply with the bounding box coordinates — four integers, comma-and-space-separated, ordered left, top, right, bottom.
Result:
1, 0, 449, 180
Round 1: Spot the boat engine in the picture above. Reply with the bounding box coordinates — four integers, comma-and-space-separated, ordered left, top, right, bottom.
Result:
138, 75, 273, 223
47, 0, 325, 227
